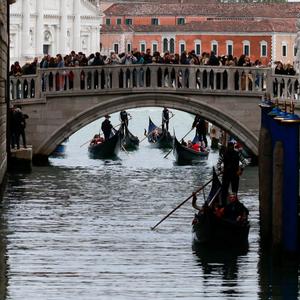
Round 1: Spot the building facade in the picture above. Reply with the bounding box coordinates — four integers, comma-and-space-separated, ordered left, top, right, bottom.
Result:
101, 2, 299, 65
10, 0, 102, 65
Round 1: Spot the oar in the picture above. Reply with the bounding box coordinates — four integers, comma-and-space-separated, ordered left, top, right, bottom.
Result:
163, 127, 194, 159
150, 171, 222, 230
80, 139, 92, 147
141, 114, 175, 143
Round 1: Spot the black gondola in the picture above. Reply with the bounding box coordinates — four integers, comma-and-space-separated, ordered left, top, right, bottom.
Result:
88, 130, 121, 158
173, 135, 209, 164
192, 168, 250, 246
147, 117, 173, 149
121, 125, 139, 150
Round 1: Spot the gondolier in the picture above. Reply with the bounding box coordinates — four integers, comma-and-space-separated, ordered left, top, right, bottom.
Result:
101, 115, 113, 141
162, 107, 172, 132
120, 110, 131, 137
216, 141, 248, 206
192, 114, 208, 148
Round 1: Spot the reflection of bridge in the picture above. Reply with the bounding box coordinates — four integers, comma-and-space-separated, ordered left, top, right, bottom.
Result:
10, 64, 299, 159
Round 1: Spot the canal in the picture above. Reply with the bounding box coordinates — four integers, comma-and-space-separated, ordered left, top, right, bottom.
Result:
0, 108, 299, 299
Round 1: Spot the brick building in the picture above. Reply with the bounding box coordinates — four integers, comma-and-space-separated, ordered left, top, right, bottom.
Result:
101, 2, 299, 65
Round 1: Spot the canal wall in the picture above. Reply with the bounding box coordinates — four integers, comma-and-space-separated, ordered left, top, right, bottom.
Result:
0, 1, 8, 191
0, 1, 8, 295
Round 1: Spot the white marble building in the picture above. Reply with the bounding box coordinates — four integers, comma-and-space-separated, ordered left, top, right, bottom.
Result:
10, 0, 102, 65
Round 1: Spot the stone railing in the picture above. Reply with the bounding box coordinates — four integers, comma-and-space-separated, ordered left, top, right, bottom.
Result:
9, 64, 299, 101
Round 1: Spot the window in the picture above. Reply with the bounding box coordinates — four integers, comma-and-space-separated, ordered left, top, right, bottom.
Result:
177, 17, 185, 25
243, 40, 251, 57
127, 43, 131, 53
211, 40, 218, 55
260, 41, 267, 57
125, 18, 132, 25
282, 42, 287, 57
140, 42, 146, 53
116, 18, 122, 25
163, 38, 168, 53
106, 18, 111, 25
194, 40, 201, 56
113, 43, 119, 54
179, 41, 185, 54
226, 40, 233, 56
151, 18, 159, 25
170, 38, 175, 54
152, 42, 158, 53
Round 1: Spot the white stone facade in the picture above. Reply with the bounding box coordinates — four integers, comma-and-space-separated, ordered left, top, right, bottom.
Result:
10, 0, 102, 65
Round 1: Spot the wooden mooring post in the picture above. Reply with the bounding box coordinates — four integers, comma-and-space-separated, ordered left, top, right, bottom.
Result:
259, 98, 300, 253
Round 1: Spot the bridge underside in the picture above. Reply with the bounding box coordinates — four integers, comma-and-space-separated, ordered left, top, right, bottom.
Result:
14, 91, 261, 158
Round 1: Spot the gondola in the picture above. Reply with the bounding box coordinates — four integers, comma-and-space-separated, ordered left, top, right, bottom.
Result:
173, 135, 209, 164
121, 126, 139, 150
88, 130, 121, 158
147, 117, 173, 149
192, 168, 250, 247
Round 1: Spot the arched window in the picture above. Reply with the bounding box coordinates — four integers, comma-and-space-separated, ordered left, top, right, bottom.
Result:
194, 40, 201, 56
260, 41, 267, 57
163, 38, 168, 53
243, 40, 250, 56
170, 38, 175, 54
226, 40, 233, 56
179, 40, 186, 54
152, 41, 158, 54
139, 41, 146, 53
211, 40, 218, 56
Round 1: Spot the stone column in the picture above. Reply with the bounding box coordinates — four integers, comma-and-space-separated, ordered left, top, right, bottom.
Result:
36, 0, 44, 57
22, 0, 30, 57
73, 0, 81, 52
60, 0, 68, 54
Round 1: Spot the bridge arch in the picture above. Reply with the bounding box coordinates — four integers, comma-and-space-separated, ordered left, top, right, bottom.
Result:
35, 93, 259, 157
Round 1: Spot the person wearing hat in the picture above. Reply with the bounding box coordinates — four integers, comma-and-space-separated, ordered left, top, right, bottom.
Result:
192, 114, 208, 148
216, 141, 248, 206
101, 115, 113, 141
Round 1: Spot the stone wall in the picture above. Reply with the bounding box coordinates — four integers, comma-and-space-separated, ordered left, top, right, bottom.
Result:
0, 2, 8, 190
0, 1, 9, 297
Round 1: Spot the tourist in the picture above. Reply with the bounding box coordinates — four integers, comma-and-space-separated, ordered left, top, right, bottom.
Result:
13, 106, 28, 149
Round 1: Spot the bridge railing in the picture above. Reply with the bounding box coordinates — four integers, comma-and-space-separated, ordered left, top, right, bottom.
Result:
9, 64, 299, 101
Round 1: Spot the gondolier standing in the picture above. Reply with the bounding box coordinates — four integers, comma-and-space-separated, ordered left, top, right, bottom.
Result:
217, 141, 248, 206
101, 115, 113, 141
120, 110, 130, 136
192, 114, 208, 148
162, 107, 172, 132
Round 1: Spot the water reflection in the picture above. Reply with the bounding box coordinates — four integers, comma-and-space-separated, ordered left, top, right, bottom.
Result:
258, 247, 299, 300
192, 242, 249, 298
0, 191, 8, 300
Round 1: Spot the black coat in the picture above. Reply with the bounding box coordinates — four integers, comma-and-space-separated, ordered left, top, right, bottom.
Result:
101, 119, 113, 134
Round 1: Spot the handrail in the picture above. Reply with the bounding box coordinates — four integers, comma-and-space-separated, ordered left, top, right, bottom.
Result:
9, 64, 299, 102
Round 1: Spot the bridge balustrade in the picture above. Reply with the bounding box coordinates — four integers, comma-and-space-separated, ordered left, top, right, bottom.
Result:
9, 65, 299, 101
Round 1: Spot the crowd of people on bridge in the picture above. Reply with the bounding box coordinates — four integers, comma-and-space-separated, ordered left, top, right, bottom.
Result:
9, 48, 297, 76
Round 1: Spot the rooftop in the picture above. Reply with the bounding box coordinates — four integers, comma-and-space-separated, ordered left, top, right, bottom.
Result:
101, 18, 297, 34
104, 2, 300, 18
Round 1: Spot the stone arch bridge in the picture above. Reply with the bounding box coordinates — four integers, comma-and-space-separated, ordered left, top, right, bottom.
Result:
10, 64, 299, 160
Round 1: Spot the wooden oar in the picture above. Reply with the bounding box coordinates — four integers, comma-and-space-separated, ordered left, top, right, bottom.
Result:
150, 171, 222, 230
163, 127, 194, 159
80, 139, 92, 147
141, 114, 175, 143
